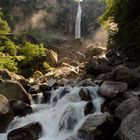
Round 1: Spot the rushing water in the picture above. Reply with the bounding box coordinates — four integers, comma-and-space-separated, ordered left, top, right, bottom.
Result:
0, 86, 104, 140
75, 2, 82, 39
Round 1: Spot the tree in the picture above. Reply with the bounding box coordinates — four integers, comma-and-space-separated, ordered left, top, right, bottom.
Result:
101, 0, 140, 61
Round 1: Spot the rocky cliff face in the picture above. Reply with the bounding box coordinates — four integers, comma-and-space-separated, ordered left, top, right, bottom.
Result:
0, 0, 105, 39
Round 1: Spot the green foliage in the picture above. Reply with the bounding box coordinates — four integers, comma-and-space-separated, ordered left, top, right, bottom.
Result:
0, 35, 19, 55
0, 55, 18, 72
43, 62, 52, 71
101, 0, 140, 61
0, 8, 10, 34
20, 42, 46, 62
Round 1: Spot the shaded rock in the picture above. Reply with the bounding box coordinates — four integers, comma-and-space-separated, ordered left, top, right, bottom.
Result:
9, 99, 33, 117
78, 78, 97, 87
39, 83, 52, 92
78, 113, 113, 140
0, 80, 31, 104
0, 69, 11, 80
29, 84, 40, 94
7, 122, 42, 140
97, 65, 140, 89
114, 98, 140, 122
109, 97, 124, 114
79, 88, 92, 101
112, 65, 140, 89
84, 101, 95, 116
65, 135, 82, 140
122, 91, 139, 99
114, 108, 140, 140
0, 94, 14, 133
86, 63, 112, 77
32, 93, 44, 104
99, 81, 127, 98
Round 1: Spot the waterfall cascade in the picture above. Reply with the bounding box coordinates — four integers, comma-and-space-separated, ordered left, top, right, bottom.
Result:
75, 1, 82, 39
0, 86, 104, 140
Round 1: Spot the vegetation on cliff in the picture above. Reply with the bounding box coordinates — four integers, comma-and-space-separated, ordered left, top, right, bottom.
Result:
101, 0, 140, 62
0, 7, 50, 76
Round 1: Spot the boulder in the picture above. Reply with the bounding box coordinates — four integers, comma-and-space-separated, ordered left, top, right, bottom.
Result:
78, 78, 97, 87
84, 101, 95, 116
99, 81, 127, 98
79, 88, 92, 101
86, 63, 112, 77
0, 80, 31, 104
33, 71, 43, 80
48, 50, 58, 66
112, 65, 140, 89
0, 94, 14, 133
9, 99, 33, 117
114, 108, 140, 140
114, 98, 140, 122
65, 136, 82, 140
29, 84, 40, 94
78, 113, 113, 140
108, 97, 124, 114
7, 122, 42, 140
39, 83, 52, 92
96, 65, 140, 89
0, 69, 11, 80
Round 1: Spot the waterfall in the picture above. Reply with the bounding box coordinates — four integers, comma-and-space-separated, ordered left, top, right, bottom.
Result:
0, 86, 104, 140
75, 1, 82, 39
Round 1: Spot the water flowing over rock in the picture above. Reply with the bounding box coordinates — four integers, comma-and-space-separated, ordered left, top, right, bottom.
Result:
0, 86, 104, 140
75, 2, 82, 39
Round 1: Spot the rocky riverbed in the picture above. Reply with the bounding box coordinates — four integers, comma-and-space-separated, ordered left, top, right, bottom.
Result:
0, 59, 140, 140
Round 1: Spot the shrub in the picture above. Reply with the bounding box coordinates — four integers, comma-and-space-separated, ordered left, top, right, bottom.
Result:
0, 56, 18, 72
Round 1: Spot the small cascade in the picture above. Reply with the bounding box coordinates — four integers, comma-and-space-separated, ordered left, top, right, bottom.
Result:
0, 86, 104, 140
75, 1, 82, 39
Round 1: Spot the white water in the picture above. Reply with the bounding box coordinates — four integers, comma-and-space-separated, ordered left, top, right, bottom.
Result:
0, 86, 104, 140
75, 2, 82, 39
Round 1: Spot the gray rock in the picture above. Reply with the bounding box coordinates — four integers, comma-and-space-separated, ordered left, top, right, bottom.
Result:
9, 99, 33, 117
78, 113, 113, 140
99, 81, 127, 98
0, 94, 14, 133
7, 122, 42, 140
114, 98, 140, 121
0, 80, 32, 104
96, 65, 140, 89
114, 108, 140, 140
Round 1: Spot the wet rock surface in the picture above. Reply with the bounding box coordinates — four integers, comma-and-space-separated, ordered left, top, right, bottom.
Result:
79, 88, 92, 101
78, 113, 113, 140
9, 99, 33, 117
7, 122, 42, 140
0, 94, 14, 133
